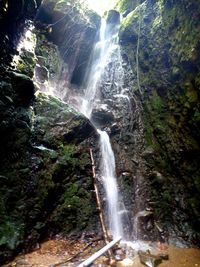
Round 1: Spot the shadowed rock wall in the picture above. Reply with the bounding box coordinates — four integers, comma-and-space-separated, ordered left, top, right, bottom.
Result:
0, 0, 99, 264
118, 0, 200, 245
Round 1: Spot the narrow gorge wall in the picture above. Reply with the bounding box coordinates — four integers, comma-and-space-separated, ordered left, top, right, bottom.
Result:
118, 0, 200, 245
0, 1, 100, 263
0, 0, 200, 263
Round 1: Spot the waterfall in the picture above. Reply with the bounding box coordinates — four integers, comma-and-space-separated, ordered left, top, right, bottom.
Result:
33, 7, 160, 252
35, 16, 126, 240
80, 19, 107, 117
97, 129, 123, 239
80, 19, 120, 118
80, 18, 124, 239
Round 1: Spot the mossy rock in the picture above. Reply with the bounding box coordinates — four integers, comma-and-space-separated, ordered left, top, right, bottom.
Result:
119, 0, 200, 243
11, 72, 35, 106
34, 92, 95, 147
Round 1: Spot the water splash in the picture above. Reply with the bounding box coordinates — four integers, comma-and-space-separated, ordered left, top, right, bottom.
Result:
97, 129, 123, 239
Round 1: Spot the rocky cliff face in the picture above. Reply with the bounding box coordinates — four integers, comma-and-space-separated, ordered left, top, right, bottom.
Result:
117, 0, 200, 245
0, 0, 99, 264
35, 0, 100, 86
0, 0, 41, 67
0, 0, 200, 263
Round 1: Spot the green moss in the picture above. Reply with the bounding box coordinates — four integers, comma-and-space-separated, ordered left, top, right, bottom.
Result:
0, 220, 24, 250
36, 93, 79, 117
186, 90, 198, 103
143, 90, 166, 148
16, 56, 36, 77
120, 0, 200, 237
193, 110, 200, 121
37, 170, 55, 201
120, 3, 142, 32
115, 0, 141, 14
58, 144, 89, 170
162, 3, 199, 64
151, 15, 162, 31
151, 91, 164, 112
145, 126, 154, 146
51, 174, 95, 233
35, 32, 61, 78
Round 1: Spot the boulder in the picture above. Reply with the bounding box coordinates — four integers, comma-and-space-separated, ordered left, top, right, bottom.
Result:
106, 10, 120, 24
138, 250, 162, 267
35, 0, 100, 86
91, 105, 115, 126
34, 64, 49, 83
10, 72, 35, 106
34, 92, 95, 146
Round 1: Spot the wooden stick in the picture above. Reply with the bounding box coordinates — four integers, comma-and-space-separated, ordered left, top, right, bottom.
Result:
89, 148, 114, 259
77, 236, 121, 267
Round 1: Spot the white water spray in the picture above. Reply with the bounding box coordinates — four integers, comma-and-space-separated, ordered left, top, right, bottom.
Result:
35, 17, 126, 240
34, 6, 164, 254
80, 19, 120, 118
97, 129, 123, 239
80, 19, 124, 239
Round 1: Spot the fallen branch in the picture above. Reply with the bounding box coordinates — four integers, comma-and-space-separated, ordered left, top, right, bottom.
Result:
77, 236, 122, 267
89, 148, 110, 244
89, 148, 114, 260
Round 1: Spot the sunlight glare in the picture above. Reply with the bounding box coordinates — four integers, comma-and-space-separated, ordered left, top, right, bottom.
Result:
85, 0, 116, 15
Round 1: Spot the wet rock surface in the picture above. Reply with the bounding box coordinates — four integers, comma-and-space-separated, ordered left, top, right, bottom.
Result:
0, 83, 98, 263
117, 0, 200, 245
35, 0, 100, 86
0, 0, 38, 66
1, 0, 200, 264
0, 1, 101, 263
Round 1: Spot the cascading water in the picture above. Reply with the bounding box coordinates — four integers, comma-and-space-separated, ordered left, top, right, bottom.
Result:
80, 18, 124, 239
80, 19, 107, 117
34, 5, 166, 257
35, 15, 128, 241
97, 129, 123, 239
80, 19, 121, 118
